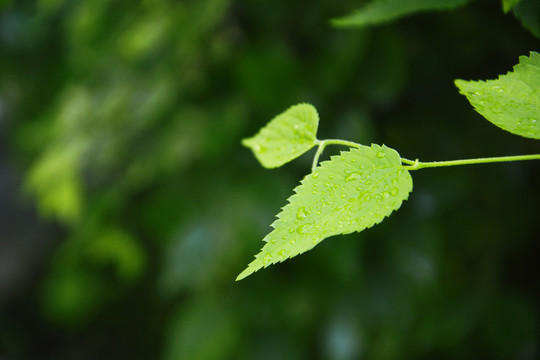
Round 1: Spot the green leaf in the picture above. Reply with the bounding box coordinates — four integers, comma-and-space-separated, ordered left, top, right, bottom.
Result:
455, 52, 540, 140
237, 144, 413, 280
242, 103, 319, 168
331, 0, 470, 28
502, 0, 521, 13
512, 0, 540, 38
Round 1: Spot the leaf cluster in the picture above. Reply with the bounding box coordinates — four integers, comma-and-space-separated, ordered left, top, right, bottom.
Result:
239, 53, 540, 279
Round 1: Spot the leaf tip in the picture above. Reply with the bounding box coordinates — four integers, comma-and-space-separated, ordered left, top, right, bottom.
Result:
241, 137, 252, 148
235, 271, 248, 281
454, 78, 465, 87
454, 79, 474, 96
329, 17, 346, 28
236, 266, 257, 281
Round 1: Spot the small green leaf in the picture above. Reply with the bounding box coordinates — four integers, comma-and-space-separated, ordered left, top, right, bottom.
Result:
331, 0, 470, 28
237, 144, 413, 280
242, 103, 319, 168
502, 0, 521, 13
455, 52, 540, 140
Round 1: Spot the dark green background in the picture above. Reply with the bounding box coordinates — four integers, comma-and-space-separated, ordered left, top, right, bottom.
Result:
0, 0, 538, 359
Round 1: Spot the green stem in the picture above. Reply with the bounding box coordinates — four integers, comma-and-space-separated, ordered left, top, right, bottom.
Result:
320, 139, 363, 148
403, 154, 540, 170
401, 158, 417, 165
312, 138, 540, 170
312, 139, 362, 170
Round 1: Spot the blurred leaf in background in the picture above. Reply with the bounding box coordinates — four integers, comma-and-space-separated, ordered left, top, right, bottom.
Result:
331, 0, 472, 28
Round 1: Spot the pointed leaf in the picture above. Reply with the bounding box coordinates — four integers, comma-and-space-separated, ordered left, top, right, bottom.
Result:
331, 0, 470, 28
237, 144, 413, 280
455, 52, 540, 140
242, 104, 319, 168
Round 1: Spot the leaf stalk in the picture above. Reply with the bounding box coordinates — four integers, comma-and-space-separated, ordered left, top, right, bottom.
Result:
312, 139, 362, 170
314, 139, 540, 171
402, 154, 540, 170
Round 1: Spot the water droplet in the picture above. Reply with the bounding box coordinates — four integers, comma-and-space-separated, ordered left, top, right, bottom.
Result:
329, 175, 335, 179
529, 118, 537, 124
376, 151, 385, 158
263, 253, 273, 265
312, 172, 320, 179
316, 211, 321, 215
256, 145, 267, 153
290, 238, 296, 245
391, 188, 399, 196
340, 193, 347, 199
296, 207, 307, 220
278, 249, 287, 257
282, 235, 287, 240
345, 172, 361, 182
296, 224, 309, 234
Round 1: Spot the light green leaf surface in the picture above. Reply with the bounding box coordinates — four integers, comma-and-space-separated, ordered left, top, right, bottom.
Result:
455, 52, 540, 140
237, 144, 413, 280
503, 0, 521, 13
242, 103, 319, 168
332, 0, 470, 28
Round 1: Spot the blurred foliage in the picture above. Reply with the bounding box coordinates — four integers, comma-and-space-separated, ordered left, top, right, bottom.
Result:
331, 0, 472, 28
0, 0, 539, 359
513, 0, 540, 37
